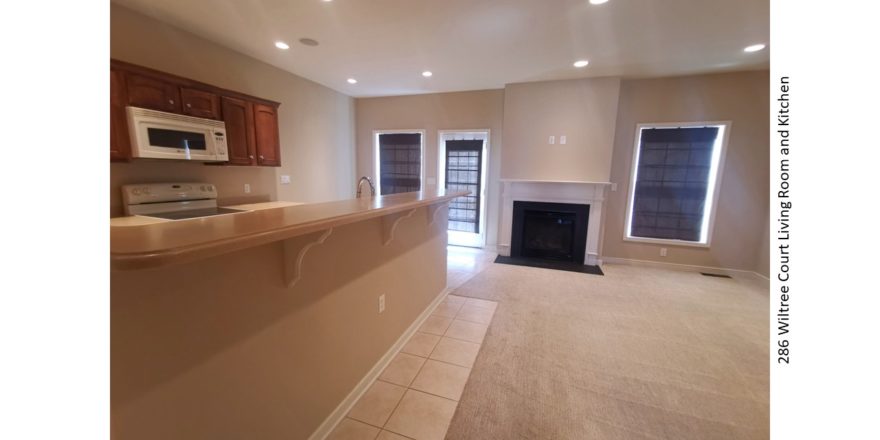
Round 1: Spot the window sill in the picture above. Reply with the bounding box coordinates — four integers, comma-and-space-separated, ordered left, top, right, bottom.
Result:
623, 235, 710, 248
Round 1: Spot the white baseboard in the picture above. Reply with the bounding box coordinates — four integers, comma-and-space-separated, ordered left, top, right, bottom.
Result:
601, 256, 769, 284
308, 287, 451, 440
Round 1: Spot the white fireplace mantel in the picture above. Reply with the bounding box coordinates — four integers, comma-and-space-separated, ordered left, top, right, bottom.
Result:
498, 179, 612, 266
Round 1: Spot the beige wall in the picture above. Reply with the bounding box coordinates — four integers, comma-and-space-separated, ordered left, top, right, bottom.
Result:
110, 5, 355, 216
501, 77, 621, 182
353, 73, 769, 273
602, 71, 770, 273
355, 90, 505, 246
112, 207, 447, 439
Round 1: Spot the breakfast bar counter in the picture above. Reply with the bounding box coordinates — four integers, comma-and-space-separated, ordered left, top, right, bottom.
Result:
110, 188, 467, 270
112, 188, 465, 439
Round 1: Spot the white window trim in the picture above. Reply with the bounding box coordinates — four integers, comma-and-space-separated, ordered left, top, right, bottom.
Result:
373, 129, 427, 196
437, 129, 491, 248
623, 121, 732, 248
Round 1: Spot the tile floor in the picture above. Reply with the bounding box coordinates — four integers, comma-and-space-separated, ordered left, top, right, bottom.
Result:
446, 246, 496, 290
327, 247, 497, 440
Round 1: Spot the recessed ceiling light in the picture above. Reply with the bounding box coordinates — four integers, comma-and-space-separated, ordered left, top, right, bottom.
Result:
347, 78, 357, 84
274, 41, 290, 50
299, 38, 319, 47
589, 0, 609, 4
422, 71, 433, 77
322, 0, 333, 2
744, 44, 766, 53
573, 60, 589, 68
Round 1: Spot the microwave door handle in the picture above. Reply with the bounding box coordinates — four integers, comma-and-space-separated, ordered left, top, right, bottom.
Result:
183, 139, 192, 160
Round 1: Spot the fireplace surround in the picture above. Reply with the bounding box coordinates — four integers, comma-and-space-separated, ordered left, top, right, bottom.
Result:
499, 179, 610, 266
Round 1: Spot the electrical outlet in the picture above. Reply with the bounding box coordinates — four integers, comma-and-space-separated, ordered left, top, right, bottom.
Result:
660, 248, 668, 257
611, 182, 618, 192
549, 135, 555, 145
280, 175, 291, 185
378, 294, 386, 313
244, 183, 251, 194
560, 135, 567, 144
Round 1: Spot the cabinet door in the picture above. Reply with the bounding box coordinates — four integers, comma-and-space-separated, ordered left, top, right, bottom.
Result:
181, 88, 221, 120
110, 68, 131, 161
253, 104, 281, 166
220, 96, 256, 165
126, 73, 181, 113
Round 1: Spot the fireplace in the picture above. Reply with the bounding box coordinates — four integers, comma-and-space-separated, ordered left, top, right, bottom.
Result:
499, 179, 609, 266
511, 201, 589, 264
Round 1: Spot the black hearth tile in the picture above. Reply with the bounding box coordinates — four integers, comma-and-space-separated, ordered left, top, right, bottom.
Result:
493, 255, 604, 276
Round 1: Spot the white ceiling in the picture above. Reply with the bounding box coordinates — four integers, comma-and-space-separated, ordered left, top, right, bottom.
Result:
112, 0, 769, 98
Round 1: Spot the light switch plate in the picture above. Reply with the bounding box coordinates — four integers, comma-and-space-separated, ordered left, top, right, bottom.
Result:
611, 182, 618, 192
560, 135, 567, 144
549, 135, 555, 145
280, 175, 291, 184
244, 184, 251, 194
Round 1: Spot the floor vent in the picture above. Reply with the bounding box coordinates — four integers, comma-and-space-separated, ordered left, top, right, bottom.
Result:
700, 272, 732, 278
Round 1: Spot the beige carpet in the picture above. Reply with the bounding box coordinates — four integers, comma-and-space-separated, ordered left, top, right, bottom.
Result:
445, 263, 769, 440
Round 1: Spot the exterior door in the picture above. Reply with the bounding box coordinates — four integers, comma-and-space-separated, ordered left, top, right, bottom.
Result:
440, 131, 489, 248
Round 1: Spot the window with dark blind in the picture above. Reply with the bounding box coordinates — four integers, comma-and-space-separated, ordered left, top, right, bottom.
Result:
377, 133, 422, 195
445, 140, 483, 233
626, 124, 727, 245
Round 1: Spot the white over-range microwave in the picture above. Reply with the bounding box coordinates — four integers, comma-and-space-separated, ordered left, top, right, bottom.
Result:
126, 106, 229, 162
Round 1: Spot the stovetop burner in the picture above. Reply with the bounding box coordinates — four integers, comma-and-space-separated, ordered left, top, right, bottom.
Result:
142, 207, 246, 220
122, 183, 253, 220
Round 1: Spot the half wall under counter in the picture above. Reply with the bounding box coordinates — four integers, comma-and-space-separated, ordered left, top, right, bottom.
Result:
111, 189, 466, 440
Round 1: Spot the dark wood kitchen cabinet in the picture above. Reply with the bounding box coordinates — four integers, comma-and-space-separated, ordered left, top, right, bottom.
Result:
181, 87, 221, 120
220, 96, 256, 165
110, 67, 131, 161
253, 104, 281, 166
109, 59, 282, 166
125, 73, 181, 113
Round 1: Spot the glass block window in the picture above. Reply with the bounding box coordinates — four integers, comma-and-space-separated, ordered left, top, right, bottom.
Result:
627, 125, 726, 244
445, 140, 483, 233
378, 133, 422, 195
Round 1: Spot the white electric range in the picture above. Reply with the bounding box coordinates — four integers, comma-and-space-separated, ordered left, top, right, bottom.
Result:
121, 182, 248, 220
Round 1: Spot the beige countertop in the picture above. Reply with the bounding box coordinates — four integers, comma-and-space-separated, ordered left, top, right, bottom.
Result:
109, 201, 304, 227
111, 190, 466, 270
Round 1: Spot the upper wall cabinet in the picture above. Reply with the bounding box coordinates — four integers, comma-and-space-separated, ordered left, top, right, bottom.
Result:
126, 73, 181, 113
110, 67, 131, 162
181, 87, 221, 120
253, 104, 281, 167
221, 96, 256, 166
110, 59, 282, 167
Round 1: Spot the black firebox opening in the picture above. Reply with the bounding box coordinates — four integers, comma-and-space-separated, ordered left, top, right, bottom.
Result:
511, 201, 589, 264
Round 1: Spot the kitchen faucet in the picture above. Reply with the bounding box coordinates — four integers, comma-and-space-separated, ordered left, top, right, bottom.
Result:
356, 176, 375, 198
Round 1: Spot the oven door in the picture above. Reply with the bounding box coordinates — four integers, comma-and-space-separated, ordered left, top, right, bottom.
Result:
127, 107, 227, 161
